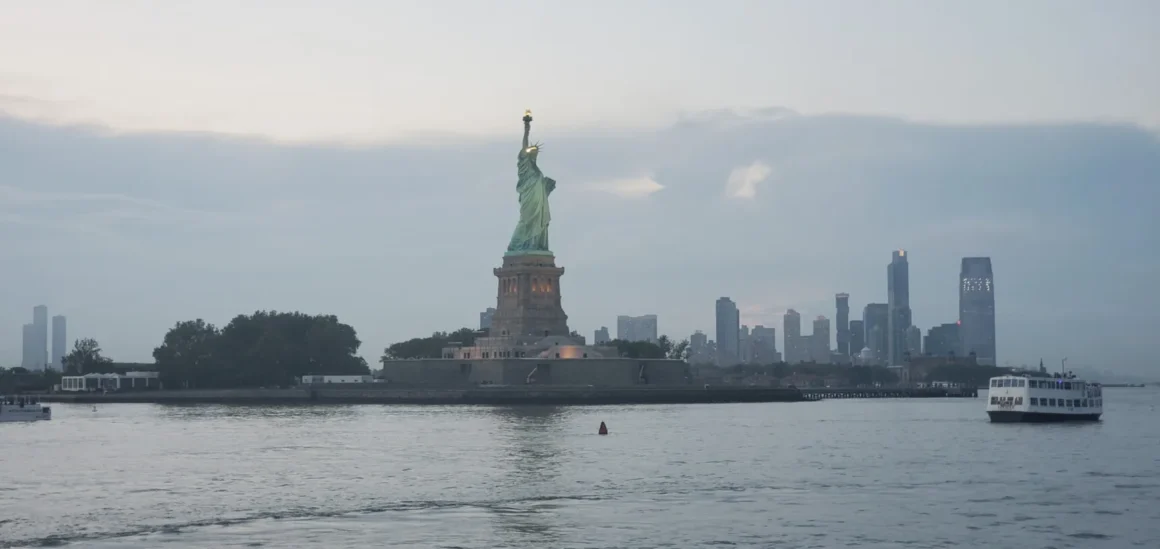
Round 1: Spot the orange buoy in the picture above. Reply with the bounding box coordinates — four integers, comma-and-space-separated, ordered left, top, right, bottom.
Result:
598, 421, 608, 435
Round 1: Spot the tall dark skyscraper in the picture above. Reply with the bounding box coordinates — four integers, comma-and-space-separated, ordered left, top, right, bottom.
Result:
52, 315, 67, 371
835, 293, 850, 356
959, 257, 996, 365
863, 303, 889, 365
849, 320, 865, 358
715, 297, 740, 366
887, 250, 911, 365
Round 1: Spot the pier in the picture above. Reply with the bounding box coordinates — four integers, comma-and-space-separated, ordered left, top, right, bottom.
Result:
799, 386, 978, 400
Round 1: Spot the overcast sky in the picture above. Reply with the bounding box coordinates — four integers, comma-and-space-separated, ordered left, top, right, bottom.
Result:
2, 1, 1158, 374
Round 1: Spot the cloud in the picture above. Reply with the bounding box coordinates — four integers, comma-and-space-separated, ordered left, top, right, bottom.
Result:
0, 185, 244, 229
580, 176, 664, 198
724, 161, 772, 199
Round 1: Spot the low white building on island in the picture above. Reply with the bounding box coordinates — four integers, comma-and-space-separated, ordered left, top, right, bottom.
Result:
299, 375, 374, 385
59, 371, 161, 392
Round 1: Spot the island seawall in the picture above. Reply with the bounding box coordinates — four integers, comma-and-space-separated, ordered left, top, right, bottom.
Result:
40, 386, 810, 405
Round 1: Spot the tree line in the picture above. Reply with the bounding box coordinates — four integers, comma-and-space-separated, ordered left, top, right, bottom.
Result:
379, 329, 691, 363
152, 311, 369, 389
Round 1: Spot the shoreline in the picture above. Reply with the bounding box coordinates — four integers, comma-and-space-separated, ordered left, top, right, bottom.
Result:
38, 386, 812, 406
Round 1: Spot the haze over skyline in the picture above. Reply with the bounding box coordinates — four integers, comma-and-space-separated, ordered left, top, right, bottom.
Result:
2, 1, 1158, 375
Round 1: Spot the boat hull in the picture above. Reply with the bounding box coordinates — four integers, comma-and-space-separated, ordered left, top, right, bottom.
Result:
987, 411, 1100, 423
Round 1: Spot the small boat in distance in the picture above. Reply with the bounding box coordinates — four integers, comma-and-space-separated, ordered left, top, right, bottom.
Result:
986, 372, 1102, 423
0, 395, 52, 422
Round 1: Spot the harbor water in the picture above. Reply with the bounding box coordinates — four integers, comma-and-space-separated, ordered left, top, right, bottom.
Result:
2, 388, 1158, 548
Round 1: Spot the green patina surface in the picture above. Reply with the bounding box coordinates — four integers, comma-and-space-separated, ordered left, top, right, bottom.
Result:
506, 113, 556, 256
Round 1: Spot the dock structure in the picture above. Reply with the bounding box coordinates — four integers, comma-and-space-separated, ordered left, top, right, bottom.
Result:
799, 386, 978, 400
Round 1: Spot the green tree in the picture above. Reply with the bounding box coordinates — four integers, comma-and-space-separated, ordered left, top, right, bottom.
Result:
606, 339, 666, 359
667, 338, 690, 360
63, 338, 115, 374
152, 319, 221, 389
154, 311, 370, 389
381, 328, 477, 361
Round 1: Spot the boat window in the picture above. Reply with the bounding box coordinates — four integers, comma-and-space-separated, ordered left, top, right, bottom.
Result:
1063, 382, 1071, 390
990, 396, 998, 404
1015, 397, 1023, 405
991, 379, 998, 387
1030, 398, 1038, 406
1048, 398, 1056, 406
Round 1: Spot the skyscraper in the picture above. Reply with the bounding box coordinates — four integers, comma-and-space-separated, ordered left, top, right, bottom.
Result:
32, 306, 49, 370
811, 316, 831, 363
690, 330, 708, 354
617, 314, 658, 343
863, 303, 889, 365
21, 324, 34, 369
750, 325, 778, 364
783, 309, 802, 363
849, 320, 865, 358
924, 322, 961, 357
906, 325, 922, 358
594, 326, 610, 344
715, 298, 740, 366
960, 257, 997, 365
52, 315, 67, 371
739, 325, 752, 363
887, 250, 911, 365
479, 307, 496, 330
835, 293, 850, 356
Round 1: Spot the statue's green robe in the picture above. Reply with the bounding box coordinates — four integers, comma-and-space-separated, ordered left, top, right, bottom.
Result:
506, 148, 555, 254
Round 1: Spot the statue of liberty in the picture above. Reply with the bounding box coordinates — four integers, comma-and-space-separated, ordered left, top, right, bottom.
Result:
506, 110, 556, 255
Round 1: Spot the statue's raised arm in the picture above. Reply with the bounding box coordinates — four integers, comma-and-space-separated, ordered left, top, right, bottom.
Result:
522, 109, 532, 149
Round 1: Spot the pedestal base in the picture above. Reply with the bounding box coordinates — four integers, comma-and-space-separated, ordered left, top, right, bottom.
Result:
489, 254, 569, 338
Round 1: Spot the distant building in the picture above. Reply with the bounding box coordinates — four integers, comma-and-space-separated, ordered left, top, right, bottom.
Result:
479, 308, 496, 331
863, 304, 889, 365
20, 324, 34, 369
60, 371, 161, 392
783, 309, 803, 363
750, 325, 778, 364
300, 375, 374, 385
690, 330, 708, 353
835, 293, 850, 356
849, 320, 865, 360
960, 257, 996, 366
715, 298, 740, 366
617, 314, 658, 343
51, 315, 67, 371
887, 250, 911, 366
811, 316, 831, 364
594, 326, 611, 344
924, 322, 961, 357
906, 325, 922, 358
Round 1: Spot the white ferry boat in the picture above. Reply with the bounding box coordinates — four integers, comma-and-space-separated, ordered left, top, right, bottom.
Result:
986, 373, 1102, 423
0, 395, 52, 422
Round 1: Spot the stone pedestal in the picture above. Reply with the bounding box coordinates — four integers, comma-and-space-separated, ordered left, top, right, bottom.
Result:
489, 254, 569, 338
